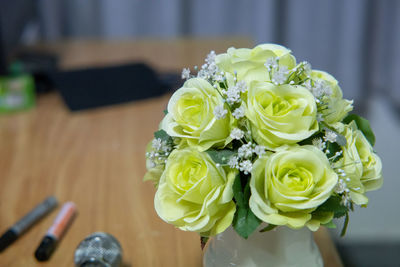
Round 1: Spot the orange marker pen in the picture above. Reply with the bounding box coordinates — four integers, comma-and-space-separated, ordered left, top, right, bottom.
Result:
35, 202, 76, 261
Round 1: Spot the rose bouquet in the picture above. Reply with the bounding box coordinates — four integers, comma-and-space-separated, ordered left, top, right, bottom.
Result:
144, 44, 383, 244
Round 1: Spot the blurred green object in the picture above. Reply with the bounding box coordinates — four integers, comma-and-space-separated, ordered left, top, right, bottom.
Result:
0, 74, 35, 113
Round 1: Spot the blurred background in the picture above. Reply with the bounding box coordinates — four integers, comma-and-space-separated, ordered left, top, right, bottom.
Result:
1, 0, 399, 266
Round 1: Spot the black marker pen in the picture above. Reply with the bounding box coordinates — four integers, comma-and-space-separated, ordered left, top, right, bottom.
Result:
0, 196, 58, 252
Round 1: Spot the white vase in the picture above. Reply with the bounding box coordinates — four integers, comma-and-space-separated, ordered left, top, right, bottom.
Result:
203, 225, 323, 267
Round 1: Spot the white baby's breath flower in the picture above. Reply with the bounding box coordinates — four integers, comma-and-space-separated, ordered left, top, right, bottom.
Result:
238, 143, 253, 159
230, 128, 244, 140
146, 151, 156, 160
213, 105, 228, 119
334, 179, 347, 194
214, 74, 224, 82
162, 144, 172, 153
313, 80, 332, 98
181, 68, 190, 80
312, 138, 326, 151
302, 61, 312, 76
324, 130, 337, 143
317, 113, 324, 122
253, 145, 266, 156
197, 69, 208, 79
197, 52, 221, 81
232, 106, 245, 119
207, 62, 218, 74
206, 50, 216, 64
264, 57, 278, 70
239, 160, 253, 175
152, 138, 164, 151
313, 80, 325, 98
236, 81, 247, 93
304, 79, 313, 91
321, 82, 332, 96
215, 71, 226, 82
195, 51, 224, 82
226, 85, 241, 104
341, 193, 351, 206
272, 66, 289, 85
228, 156, 239, 169
304, 79, 332, 99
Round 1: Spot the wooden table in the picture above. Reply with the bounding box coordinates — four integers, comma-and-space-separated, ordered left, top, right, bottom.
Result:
0, 39, 343, 266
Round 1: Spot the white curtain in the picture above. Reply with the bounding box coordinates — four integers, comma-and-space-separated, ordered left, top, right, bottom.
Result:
37, 0, 400, 111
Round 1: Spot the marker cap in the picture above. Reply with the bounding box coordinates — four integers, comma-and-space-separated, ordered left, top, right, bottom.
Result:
0, 229, 18, 252
35, 236, 57, 261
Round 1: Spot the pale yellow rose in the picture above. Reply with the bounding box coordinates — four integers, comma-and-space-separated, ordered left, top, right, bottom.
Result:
215, 44, 296, 84
310, 70, 353, 124
249, 145, 338, 230
246, 81, 318, 150
161, 78, 233, 151
338, 121, 383, 205
154, 147, 236, 236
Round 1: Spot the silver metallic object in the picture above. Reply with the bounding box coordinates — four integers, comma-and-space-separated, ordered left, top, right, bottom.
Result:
74, 232, 122, 267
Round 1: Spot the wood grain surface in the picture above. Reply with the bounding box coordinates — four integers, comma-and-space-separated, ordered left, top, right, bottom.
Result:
0, 39, 343, 267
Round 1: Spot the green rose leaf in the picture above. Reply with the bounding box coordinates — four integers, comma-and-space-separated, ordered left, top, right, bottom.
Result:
200, 236, 209, 250
154, 129, 172, 143
259, 224, 277, 232
233, 208, 261, 239
315, 195, 348, 218
163, 109, 168, 115
232, 174, 246, 206
322, 220, 337, 229
343, 114, 375, 146
340, 212, 350, 237
206, 149, 236, 165
232, 174, 261, 239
